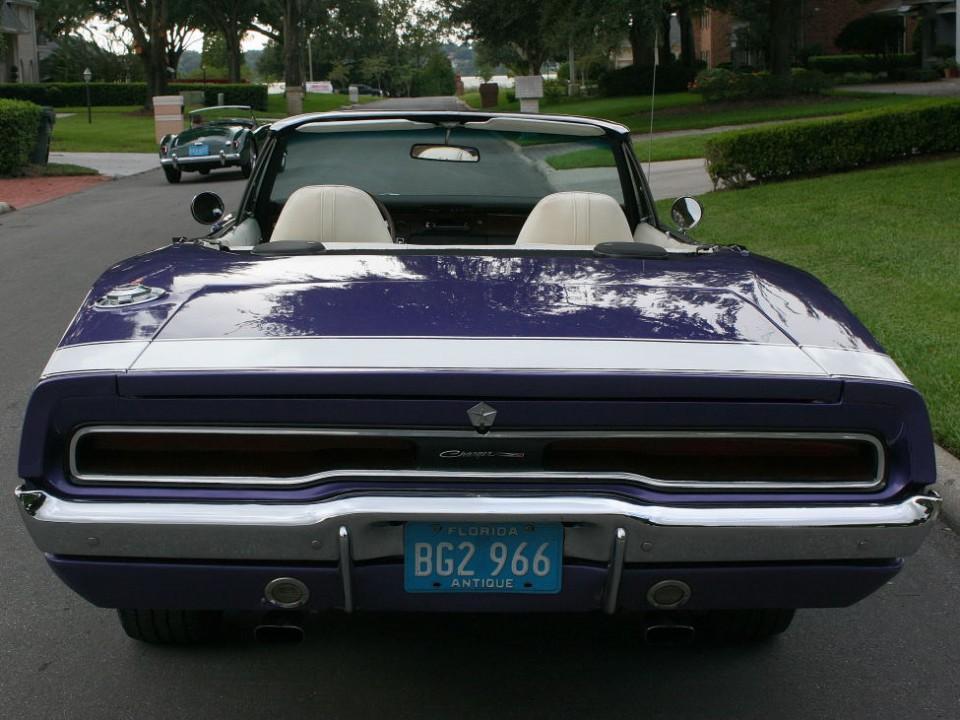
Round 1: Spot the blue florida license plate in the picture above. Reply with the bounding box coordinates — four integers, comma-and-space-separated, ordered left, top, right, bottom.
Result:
404, 522, 562, 594
188, 144, 209, 156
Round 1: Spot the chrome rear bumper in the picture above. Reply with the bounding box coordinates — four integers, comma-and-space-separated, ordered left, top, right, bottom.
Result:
160, 152, 241, 167
15, 488, 940, 565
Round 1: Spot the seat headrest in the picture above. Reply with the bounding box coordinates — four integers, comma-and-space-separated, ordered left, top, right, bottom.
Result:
516, 191, 633, 246
270, 185, 393, 244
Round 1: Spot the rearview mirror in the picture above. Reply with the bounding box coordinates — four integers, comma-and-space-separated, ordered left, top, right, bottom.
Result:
410, 144, 480, 163
670, 196, 703, 231
191, 191, 225, 225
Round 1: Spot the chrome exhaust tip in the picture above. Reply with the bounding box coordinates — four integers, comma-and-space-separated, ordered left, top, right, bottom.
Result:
254, 618, 305, 644
644, 623, 696, 646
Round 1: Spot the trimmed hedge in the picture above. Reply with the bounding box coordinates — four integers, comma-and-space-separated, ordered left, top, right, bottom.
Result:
0, 99, 42, 175
0, 82, 268, 110
705, 102, 960, 187
598, 62, 702, 97
807, 53, 917, 74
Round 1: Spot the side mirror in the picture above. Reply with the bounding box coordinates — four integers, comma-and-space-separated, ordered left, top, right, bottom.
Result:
670, 196, 703, 231
191, 192, 225, 225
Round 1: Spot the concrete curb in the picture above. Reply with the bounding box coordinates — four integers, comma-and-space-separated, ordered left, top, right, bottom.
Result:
0, 201, 13, 214
933, 445, 960, 531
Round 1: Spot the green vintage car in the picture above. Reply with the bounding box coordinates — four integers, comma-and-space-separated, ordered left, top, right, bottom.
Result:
158, 105, 259, 184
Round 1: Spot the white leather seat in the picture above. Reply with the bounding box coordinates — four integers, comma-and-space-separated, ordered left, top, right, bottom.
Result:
515, 191, 634, 246
270, 184, 393, 244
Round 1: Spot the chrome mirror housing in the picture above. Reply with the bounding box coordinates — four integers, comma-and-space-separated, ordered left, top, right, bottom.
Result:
670, 196, 703, 231
191, 192, 225, 225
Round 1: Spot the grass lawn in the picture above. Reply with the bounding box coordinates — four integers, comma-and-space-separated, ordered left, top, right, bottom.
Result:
656, 156, 960, 455
51, 106, 158, 153
464, 88, 940, 133
50, 95, 377, 153
28, 162, 98, 176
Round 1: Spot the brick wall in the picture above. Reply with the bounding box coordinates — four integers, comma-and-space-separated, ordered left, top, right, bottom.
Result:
691, 1, 915, 68
801, 0, 909, 54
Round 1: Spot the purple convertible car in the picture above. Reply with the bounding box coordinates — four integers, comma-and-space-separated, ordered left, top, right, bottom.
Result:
16, 111, 940, 644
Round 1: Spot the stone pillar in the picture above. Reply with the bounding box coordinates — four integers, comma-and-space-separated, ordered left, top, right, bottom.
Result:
514, 75, 544, 113
152, 95, 184, 143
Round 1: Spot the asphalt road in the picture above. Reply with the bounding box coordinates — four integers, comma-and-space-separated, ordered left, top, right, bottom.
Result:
2, 168, 960, 720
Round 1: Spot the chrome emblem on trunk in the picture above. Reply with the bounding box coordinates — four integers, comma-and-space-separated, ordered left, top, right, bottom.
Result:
467, 402, 497, 434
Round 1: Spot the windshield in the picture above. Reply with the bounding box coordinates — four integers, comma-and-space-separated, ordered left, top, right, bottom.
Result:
266, 126, 626, 207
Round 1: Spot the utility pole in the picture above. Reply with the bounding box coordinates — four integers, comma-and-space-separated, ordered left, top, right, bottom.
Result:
308, 36, 314, 83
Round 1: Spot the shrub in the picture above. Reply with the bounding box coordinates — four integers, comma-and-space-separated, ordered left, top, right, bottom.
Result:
890, 68, 942, 83
597, 62, 702, 97
836, 71, 878, 85
0, 99, 42, 175
0, 82, 268, 109
807, 53, 917, 74
693, 68, 831, 102
542, 78, 567, 101
705, 102, 960, 187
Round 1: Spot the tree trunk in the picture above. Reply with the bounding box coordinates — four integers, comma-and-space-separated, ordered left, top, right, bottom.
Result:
224, 26, 243, 83
679, 6, 695, 67
767, 0, 794, 76
144, 1, 169, 108
283, 0, 303, 88
629, 14, 655, 67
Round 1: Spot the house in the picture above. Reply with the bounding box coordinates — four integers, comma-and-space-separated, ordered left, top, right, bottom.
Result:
691, 0, 928, 68
883, 1, 958, 64
1, 0, 39, 83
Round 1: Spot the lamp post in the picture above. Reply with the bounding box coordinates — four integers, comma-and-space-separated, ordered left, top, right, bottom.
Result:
82, 67, 92, 124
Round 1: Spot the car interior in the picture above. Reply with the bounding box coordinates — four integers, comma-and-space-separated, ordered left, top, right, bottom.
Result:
214, 121, 697, 253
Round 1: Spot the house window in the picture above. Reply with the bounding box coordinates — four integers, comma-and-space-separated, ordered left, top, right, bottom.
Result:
700, 13, 710, 30
700, 50, 710, 64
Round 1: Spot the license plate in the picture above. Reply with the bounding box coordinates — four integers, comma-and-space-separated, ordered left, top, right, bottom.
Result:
404, 522, 562, 594
188, 144, 209, 156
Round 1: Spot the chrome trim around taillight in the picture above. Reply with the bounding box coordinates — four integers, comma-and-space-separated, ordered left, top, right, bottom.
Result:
67, 426, 887, 492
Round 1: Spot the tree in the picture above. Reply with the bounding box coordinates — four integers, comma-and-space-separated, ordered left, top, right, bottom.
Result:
835, 15, 902, 57
707, 0, 802, 76
35, 0, 93, 38
196, 0, 260, 82
94, 1, 197, 105
440, 0, 558, 75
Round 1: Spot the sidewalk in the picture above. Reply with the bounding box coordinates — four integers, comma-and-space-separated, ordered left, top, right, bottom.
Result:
842, 79, 960, 97
49, 152, 157, 177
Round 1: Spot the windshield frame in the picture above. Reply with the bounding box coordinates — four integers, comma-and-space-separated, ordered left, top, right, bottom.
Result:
233, 112, 659, 249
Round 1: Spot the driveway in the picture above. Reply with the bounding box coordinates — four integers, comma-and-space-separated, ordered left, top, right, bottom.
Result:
49, 152, 158, 177
353, 95, 470, 110
842, 79, 960, 96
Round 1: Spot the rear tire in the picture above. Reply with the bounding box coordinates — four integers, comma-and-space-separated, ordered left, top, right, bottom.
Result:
117, 609, 222, 645
704, 609, 795, 644
163, 166, 181, 184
